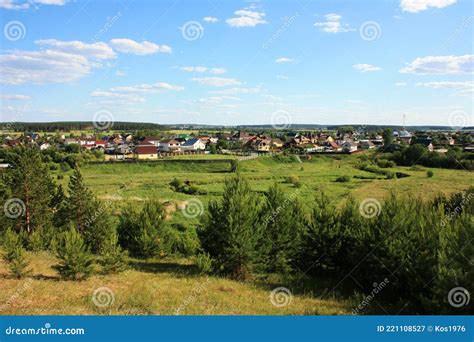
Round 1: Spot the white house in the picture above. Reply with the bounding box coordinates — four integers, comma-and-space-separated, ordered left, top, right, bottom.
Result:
39, 142, 50, 150
159, 139, 181, 152
342, 141, 358, 153
180, 138, 206, 151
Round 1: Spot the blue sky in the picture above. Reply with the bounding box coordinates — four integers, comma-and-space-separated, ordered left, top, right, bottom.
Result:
0, 0, 472, 126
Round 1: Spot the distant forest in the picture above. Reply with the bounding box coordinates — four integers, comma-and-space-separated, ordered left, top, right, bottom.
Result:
1, 122, 164, 132
1, 121, 472, 133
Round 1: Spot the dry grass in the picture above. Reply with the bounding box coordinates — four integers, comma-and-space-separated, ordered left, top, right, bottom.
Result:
0, 252, 352, 315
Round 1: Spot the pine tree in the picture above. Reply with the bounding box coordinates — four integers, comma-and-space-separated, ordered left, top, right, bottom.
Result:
65, 167, 115, 253
2, 229, 31, 279
4, 147, 56, 233
55, 227, 94, 280
100, 231, 128, 274
117, 199, 165, 258
200, 175, 262, 280
260, 182, 305, 273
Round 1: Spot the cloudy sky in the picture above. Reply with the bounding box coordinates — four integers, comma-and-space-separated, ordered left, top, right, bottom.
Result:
0, 0, 472, 126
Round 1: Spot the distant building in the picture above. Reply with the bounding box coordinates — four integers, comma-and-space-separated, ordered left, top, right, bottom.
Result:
181, 138, 206, 151
134, 144, 157, 159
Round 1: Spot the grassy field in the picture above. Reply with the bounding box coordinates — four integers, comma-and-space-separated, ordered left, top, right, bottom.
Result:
3, 153, 472, 315
73, 153, 473, 212
0, 252, 352, 315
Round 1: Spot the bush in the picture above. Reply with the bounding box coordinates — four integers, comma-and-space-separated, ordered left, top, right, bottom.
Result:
335, 175, 351, 182
2, 230, 31, 279
55, 227, 94, 280
100, 232, 128, 274
195, 253, 213, 275
427, 170, 434, 178
376, 159, 395, 168
285, 175, 302, 188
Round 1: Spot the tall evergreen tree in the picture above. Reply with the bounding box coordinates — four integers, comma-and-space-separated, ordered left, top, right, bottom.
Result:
200, 175, 262, 280
4, 147, 56, 233
2, 229, 31, 279
55, 227, 94, 280
65, 167, 114, 253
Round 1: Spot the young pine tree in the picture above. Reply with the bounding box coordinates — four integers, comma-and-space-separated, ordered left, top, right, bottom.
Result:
100, 231, 128, 274
55, 227, 94, 280
199, 175, 262, 280
2, 229, 31, 279
260, 182, 305, 273
117, 199, 165, 259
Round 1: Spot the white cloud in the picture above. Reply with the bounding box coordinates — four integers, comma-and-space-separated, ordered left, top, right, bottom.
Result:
400, 55, 473, 74
178, 66, 227, 74
353, 64, 382, 72
276, 75, 289, 80
210, 86, 262, 95
395, 82, 408, 86
110, 39, 172, 55
35, 39, 116, 60
0, 0, 66, 10
191, 77, 241, 87
416, 80, 473, 96
314, 13, 352, 33
203, 16, 218, 23
91, 82, 184, 104
0, 94, 31, 100
0, 50, 91, 85
275, 57, 294, 63
400, 0, 456, 13
115, 70, 125, 76
226, 8, 267, 27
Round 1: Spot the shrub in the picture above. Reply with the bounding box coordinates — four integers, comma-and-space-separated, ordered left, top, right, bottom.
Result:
2, 230, 31, 279
286, 175, 302, 188
100, 232, 128, 274
55, 227, 94, 280
195, 253, 213, 275
427, 170, 434, 178
27, 229, 44, 252
376, 159, 395, 168
335, 175, 351, 182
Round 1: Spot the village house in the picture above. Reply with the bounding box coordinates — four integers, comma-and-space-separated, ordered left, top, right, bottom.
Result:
342, 141, 358, 153
134, 143, 157, 159
181, 138, 206, 151
413, 137, 434, 152
142, 137, 161, 146
39, 142, 51, 150
358, 140, 375, 149
232, 131, 254, 143
159, 139, 181, 152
